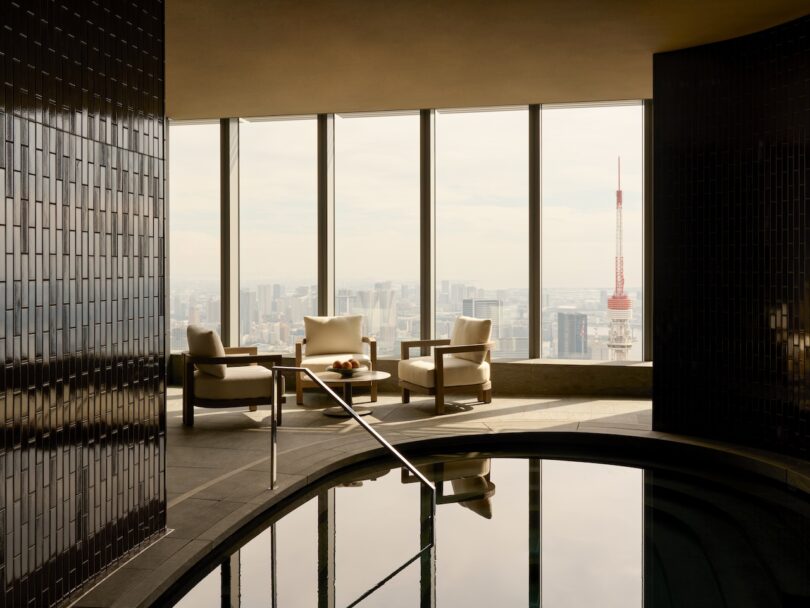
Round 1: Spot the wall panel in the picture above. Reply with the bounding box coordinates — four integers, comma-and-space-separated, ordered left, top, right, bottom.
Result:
0, 1, 166, 605
653, 16, 810, 458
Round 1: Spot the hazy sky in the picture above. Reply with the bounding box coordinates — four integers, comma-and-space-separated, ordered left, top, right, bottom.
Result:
169, 103, 643, 291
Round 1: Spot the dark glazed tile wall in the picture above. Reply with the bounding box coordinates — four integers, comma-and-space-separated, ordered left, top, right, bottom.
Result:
653, 16, 810, 459
0, 1, 166, 606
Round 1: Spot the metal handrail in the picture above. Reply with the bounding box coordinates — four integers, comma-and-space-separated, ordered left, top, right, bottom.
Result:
271, 366, 436, 492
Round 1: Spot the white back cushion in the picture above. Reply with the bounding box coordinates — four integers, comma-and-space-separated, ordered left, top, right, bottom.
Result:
450, 316, 492, 363
304, 315, 364, 356
187, 325, 227, 378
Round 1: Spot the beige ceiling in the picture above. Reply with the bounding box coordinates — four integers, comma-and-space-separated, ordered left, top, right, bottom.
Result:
167, 0, 809, 119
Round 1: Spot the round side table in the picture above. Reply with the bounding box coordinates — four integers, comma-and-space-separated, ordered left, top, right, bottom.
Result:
316, 370, 391, 417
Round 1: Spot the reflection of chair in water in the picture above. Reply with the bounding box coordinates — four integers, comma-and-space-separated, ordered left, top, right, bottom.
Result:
401, 458, 496, 519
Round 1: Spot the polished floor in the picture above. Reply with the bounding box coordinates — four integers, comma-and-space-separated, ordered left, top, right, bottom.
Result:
73, 389, 652, 606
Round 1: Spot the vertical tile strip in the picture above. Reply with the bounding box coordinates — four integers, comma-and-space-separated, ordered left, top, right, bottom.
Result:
0, 1, 167, 605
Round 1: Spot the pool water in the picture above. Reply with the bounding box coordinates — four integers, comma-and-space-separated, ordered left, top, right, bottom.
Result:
170, 456, 810, 607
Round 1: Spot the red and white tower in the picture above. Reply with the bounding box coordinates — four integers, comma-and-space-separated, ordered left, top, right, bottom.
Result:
607, 157, 633, 361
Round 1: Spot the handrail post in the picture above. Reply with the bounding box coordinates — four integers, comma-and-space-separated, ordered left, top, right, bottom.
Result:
269, 369, 280, 489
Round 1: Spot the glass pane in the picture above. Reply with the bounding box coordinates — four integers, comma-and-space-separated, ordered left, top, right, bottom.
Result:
169, 122, 221, 352
240, 118, 318, 352
335, 113, 420, 357
436, 108, 529, 359
542, 460, 643, 606
541, 104, 643, 360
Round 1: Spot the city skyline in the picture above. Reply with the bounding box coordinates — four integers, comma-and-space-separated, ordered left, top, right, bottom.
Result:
171, 278, 642, 361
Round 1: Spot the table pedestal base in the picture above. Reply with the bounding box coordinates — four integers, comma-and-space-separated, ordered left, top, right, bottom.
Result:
323, 405, 372, 418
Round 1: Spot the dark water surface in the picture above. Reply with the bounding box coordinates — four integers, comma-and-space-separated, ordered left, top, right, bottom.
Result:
170, 455, 810, 607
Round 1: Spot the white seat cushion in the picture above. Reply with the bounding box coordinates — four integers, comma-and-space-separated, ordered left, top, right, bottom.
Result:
398, 356, 489, 388
304, 315, 364, 355
194, 366, 274, 400
300, 353, 372, 374
187, 325, 227, 378
450, 316, 492, 363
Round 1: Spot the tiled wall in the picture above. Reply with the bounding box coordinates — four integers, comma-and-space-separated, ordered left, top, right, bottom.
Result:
653, 16, 810, 458
0, 1, 166, 605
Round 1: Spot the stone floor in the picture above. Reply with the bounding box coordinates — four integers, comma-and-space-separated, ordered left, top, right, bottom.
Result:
72, 387, 652, 606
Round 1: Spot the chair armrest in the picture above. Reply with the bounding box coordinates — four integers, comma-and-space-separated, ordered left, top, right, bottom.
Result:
362, 336, 377, 366
224, 346, 258, 355
223, 346, 258, 366
400, 339, 452, 360
184, 353, 283, 366
434, 342, 494, 358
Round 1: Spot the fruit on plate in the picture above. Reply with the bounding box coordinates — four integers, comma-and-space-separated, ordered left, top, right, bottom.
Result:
341, 361, 353, 369
350, 359, 360, 369
333, 360, 342, 369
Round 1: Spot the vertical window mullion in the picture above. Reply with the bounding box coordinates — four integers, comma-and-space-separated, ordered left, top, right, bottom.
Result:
420, 109, 436, 349
318, 114, 335, 316
220, 117, 239, 346
643, 99, 653, 362
529, 104, 542, 359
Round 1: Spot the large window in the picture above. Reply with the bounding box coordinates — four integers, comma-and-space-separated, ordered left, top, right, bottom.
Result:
170, 102, 647, 362
335, 113, 420, 357
239, 117, 318, 352
542, 104, 643, 360
169, 122, 221, 352
436, 108, 529, 359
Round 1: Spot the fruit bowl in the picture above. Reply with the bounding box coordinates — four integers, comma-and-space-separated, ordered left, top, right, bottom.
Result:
326, 365, 368, 378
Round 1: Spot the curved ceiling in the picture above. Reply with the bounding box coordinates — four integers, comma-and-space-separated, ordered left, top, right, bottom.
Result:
167, 0, 809, 119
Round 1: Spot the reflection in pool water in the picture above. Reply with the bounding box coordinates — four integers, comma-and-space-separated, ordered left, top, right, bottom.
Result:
172, 456, 810, 607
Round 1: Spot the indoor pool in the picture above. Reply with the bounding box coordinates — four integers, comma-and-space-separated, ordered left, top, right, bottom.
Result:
165, 454, 810, 607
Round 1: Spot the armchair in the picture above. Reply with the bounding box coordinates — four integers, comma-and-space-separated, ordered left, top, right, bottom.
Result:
183, 325, 283, 427
398, 316, 493, 415
295, 315, 378, 405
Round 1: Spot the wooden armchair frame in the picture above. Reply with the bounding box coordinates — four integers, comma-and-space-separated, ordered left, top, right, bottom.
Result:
182, 347, 283, 427
399, 339, 493, 415
295, 336, 377, 405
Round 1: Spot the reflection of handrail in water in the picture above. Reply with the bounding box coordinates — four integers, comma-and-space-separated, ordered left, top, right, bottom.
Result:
344, 544, 434, 608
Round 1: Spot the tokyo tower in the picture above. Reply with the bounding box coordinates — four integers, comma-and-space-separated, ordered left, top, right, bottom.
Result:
607, 157, 633, 360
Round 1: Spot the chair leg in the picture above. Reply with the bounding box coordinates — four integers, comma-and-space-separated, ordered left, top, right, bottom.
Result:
483, 389, 492, 404
183, 401, 194, 427
370, 381, 378, 403
402, 388, 410, 404
478, 387, 485, 402
296, 374, 304, 405
435, 388, 445, 415
249, 405, 258, 412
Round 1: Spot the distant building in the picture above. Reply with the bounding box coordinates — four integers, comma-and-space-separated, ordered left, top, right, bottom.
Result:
557, 312, 588, 359
240, 289, 257, 337
463, 299, 502, 339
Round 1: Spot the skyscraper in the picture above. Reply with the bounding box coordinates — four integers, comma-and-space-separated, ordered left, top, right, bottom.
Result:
240, 289, 258, 338
557, 311, 588, 358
